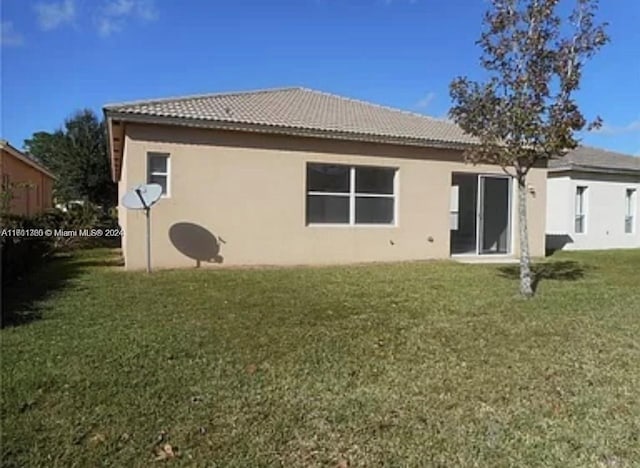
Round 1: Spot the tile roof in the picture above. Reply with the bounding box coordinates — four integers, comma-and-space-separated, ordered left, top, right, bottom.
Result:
104, 87, 477, 147
105, 87, 639, 175
549, 146, 640, 174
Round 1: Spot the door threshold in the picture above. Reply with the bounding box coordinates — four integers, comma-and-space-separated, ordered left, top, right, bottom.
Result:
451, 254, 518, 264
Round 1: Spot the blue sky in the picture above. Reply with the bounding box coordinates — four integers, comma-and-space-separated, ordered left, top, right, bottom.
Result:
1, 0, 639, 155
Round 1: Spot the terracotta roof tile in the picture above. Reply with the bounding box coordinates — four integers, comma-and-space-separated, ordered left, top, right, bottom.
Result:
104, 87, 477, 147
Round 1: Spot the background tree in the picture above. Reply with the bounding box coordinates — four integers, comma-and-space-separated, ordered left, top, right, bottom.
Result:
25, 110, 116, 209
449, 0, 609, 297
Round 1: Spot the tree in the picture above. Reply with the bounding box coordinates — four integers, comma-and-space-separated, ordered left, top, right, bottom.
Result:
448, 0, 609, 297
24, 110, 116, 209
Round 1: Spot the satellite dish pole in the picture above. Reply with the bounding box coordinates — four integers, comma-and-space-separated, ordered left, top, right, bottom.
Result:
135, 188, 152, 273
122, 183, 163, 273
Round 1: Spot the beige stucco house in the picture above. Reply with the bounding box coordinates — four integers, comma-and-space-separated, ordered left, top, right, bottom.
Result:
0, 140, 55, 216
104, 87, 547, 270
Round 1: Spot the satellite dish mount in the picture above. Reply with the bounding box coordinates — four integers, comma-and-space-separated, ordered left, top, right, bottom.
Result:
122, 183, 163, 273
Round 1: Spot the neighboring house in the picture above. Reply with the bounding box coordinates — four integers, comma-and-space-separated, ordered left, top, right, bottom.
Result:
546, 146, 640, 251
0, 140, 55, 216
104, 87, 548, 270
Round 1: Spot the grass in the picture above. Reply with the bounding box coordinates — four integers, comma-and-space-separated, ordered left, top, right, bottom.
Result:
1, 248, 639, 467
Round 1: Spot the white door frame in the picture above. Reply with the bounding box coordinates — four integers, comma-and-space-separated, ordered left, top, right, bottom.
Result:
450, 172, 514, 257
450, 173, 515, 257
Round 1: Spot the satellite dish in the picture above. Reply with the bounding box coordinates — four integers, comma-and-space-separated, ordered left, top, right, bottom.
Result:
121, 183, 163, 273
122, 183, 162, 210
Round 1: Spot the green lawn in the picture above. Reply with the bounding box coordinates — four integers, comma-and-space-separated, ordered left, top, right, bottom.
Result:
1, 249, 639, 467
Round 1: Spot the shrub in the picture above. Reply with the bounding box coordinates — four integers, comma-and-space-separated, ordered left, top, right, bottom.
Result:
1, 202, 120, 288
37, 203, 119, 250
1, 213, 55, 288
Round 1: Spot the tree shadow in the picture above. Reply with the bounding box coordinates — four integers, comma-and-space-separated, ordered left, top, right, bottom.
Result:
497, 260, 587, 293
72, 257, 124, 268
1, 254, 83, 328
169, 222, 224, 267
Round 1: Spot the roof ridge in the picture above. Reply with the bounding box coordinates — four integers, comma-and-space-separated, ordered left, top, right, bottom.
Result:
103, 86, 305, 110
105, 86, 455, 125
298, 87, 453, 124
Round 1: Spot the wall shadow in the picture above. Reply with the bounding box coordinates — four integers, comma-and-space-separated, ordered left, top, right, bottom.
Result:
1, 254, 81, 328
497, 260, 587, 293
169, 222, 224, 267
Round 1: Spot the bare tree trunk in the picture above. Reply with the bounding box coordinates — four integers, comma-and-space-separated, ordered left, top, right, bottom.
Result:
517, 176, 534, 297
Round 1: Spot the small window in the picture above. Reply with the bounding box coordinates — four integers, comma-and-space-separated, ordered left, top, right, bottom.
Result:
306, 163, 396, 225
147, 152, 170, 195
625, 188, 636, 234
575, 186, 587, 234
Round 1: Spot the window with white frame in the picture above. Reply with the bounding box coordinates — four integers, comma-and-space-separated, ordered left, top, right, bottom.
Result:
625, 188, 636, 234
575, 186, 587, 233
306, 163, 396, 225
147, 152, 170, 195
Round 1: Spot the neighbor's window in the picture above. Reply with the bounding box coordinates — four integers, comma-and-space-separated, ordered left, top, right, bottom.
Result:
147, 152, 170, 195
625, 188, 636, 234
575, 186, 587, 233
306, 163, 396, 225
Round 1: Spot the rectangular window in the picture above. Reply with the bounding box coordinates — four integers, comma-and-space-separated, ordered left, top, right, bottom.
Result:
625, 188, 636, 234
1, 174, 9, 190
575, 186, 587, 234
147, 152, 170, 195
306, 163, 396, 225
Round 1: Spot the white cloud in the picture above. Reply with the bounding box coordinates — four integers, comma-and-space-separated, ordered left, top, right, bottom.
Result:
34, 0, 76, 31
135, 0, 159, 21
0, 21, 24, 47
594, 119, 640, 136
104, 0, 136, 16
416, 92, 436, 109
96, 0, 158, 37
97, 17, 122, 37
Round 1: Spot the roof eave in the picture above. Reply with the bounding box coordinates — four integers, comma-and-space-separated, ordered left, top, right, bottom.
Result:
0, 140, 57, 179
548, 164, 640, 177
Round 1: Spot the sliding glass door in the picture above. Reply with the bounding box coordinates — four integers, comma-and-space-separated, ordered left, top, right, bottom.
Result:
451, 174, 512, 256
478, 175, 511, 254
